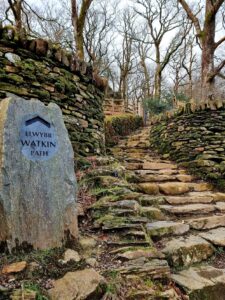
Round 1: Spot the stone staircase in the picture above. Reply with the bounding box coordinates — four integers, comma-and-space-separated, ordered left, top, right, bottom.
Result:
89, 126, 225, 299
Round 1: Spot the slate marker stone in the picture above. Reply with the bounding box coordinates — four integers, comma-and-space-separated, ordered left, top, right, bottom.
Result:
0, 95, 78, 251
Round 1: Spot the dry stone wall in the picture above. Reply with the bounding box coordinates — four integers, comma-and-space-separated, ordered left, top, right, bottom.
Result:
150, 105, 225, 190
0, 34, 105, 160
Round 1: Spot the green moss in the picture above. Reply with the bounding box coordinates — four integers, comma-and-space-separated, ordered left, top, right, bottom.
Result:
105, 113, 143, 147
95, 214, 129, 227
0, 82, 30, 96
31, 88, 50, 100
5, 73, 24, 84
16, 59, 36, 72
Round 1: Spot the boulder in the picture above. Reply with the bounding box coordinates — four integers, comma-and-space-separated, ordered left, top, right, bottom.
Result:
0, 95, 77, 251
162, 235, 214, 267
49, 269, 106, 300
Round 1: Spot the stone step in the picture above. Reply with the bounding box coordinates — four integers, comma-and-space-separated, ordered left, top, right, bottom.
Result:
125, 149, 149, 154
142, 162, 177, 170
94, 215, 149, 231
158, 182, 190, 195
138, 174, 177, 183
107, 240, 150, 247
160, 204, 215, 215
138, 183, 159, 195
116, 247, 165, 261
188, 182, 213, 192
165, 192, 214, 205
138, 174, 193, 183
116, 258, 170, 279
134, 169, 180, 176
172, 266, 225, 300
125, 158, 144, 164
140, 207, 164, 220
146, 221, 189, 238
126, 163, 143, 170
138, 195, 166, 206
162, 235, 215, 267
121, 230, 146, 239
188, 215, 225, 230
200, 227, 225, 246
176, 174, 194, 182
213, 193, 225, 201
215, 202, 225, 212
107, 208, 139, 217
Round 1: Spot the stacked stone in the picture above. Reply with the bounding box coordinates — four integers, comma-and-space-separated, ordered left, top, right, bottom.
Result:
150, 109, 225, 189
0, 30, 105, 159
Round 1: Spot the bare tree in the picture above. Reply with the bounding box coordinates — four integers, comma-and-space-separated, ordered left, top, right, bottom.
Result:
31, 0, 72, 47
169, 34, 198, 101
71, 0, 93, 60
84, 0, 117, 74
114, 9, 136, 107
134, 0, 190, 99
136, 31, 152, 99
178, 0, 225, 100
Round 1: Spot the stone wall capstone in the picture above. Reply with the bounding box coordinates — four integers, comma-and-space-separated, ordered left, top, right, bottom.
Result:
0, 37, 105, 161
150, 106, 225, 190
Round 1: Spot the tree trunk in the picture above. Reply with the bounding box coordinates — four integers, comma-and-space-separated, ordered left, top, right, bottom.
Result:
154, 68, 162, 99
201, 32, 215, 100
9, 0, 25, 41
71, 0, 93, 60
154, 46, 161, 98
75, 30, 85, 60
201, 1, 216, 100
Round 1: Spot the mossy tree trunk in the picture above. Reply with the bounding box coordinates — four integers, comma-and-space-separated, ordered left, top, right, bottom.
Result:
71, 0, 93, 60
7, 0, 25, 41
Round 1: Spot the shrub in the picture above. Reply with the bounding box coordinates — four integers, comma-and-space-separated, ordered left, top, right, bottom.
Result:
105, 113, 143, 147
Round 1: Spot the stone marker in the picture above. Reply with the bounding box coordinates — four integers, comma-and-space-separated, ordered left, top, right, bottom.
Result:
0, 94, 77, 251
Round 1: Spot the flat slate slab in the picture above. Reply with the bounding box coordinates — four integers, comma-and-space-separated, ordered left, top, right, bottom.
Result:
117, 258, 170, 279
146, 221, 189, 238
165, 194, 214, 205
160, 204, 215, 215
138, 174, 177, 182
188, 215, 225, 230
142, 162, 177, 170
200, 227, 225, 246
172, 266, 225, 299
116, 248, 165, 261
162, 235, 214, 267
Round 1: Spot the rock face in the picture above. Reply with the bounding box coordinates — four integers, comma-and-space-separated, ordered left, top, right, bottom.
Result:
0, 95, 77, 251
